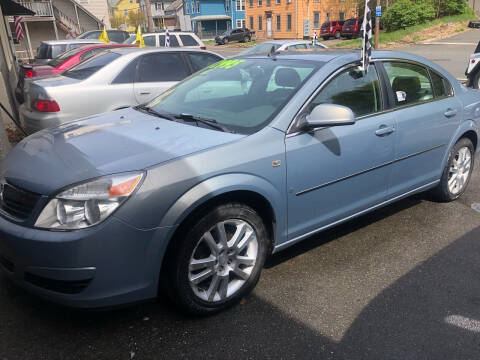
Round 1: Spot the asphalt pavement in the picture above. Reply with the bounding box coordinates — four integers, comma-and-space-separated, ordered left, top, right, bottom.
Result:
2, 32, 480, 360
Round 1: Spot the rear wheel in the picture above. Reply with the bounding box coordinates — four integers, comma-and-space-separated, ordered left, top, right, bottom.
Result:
432, 138, 474, 201
322, 36, 329, 40
334, 31, 341, 39
166, 203, 268, 315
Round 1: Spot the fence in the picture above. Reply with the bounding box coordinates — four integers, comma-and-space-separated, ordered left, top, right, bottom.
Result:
18, 1, 53, 17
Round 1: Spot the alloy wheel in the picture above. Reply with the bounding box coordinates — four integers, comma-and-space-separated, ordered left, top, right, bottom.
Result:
448, 146, 472, 195
188, 219, 258, 302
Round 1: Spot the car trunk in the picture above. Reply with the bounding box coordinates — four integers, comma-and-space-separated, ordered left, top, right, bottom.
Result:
24, 75, 82, 111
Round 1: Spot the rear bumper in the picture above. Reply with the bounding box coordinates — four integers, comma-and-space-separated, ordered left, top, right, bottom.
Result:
20, 104, 66, 134
0, 214, 175, 308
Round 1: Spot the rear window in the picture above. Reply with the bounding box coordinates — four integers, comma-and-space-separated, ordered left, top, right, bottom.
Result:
37, 44, 68, 59
344, 19, 356, 26
63, 52, 120, 80
124, 35, 136, 44
79, 31, 101, 39
321, 22, 329, 28
179, 35, 199, 46
159, 35, 180, 47
47, 47, 83, 67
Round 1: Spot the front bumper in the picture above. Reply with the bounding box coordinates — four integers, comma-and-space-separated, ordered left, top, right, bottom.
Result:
0, 214, 175, 308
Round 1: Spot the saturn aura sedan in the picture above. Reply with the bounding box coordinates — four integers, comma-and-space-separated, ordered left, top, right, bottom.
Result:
1, 51, 479, 315
20, 48, 223, 133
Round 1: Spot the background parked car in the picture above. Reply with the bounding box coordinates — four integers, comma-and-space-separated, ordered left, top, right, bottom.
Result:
320, 20, 345, 40
16, 44, 137, 104
21, 48, 223, 133
342, 17, 383, 39
77, 29, 130, 43
215, 28, 254, 45
240, 40, 327, 56
124, 31, 206, 49
33, 39, 103, 64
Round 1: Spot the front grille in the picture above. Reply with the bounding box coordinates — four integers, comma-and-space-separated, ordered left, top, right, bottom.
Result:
0, 183, 40, 220
24, 272, 92, 294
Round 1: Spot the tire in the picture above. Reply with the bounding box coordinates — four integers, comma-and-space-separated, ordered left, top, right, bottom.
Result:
431, 137, 475, 201
334, 31, 341, 39
223, 38, 229, 45
322, 36, 329, 40
166, 203, 268, 315
243, 35, 250, 42
473, 70, 480, 89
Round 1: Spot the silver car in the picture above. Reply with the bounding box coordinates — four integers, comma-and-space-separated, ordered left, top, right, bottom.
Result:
21, 48, 223, 133
34, 39, 103, 64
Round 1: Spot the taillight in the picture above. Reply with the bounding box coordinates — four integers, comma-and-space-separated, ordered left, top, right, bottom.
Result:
24, 70, 33, 78
472, 59, 476, 64
200, 46, 206, 50
32, 99, 60, 112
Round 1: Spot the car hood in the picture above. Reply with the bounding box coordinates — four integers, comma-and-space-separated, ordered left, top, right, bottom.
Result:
3, 108, 245, 195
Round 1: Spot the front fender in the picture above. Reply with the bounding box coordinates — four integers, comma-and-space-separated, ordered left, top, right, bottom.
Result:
159, 173, 288, 246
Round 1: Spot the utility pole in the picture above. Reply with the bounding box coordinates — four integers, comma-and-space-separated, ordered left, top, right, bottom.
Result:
144, 0, 154, 32
374, 0, 380, 49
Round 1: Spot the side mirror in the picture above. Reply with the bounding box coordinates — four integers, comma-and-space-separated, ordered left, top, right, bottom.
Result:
303, 104, 356, 129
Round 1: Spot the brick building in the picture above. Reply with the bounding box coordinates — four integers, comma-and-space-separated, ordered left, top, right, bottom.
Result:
246, 0, 357, 39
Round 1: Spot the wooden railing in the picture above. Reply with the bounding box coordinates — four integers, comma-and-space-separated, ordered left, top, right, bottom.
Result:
18, 1, 53, 16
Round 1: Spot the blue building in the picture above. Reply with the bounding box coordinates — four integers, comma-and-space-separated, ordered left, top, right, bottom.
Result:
185, 0, 245, 38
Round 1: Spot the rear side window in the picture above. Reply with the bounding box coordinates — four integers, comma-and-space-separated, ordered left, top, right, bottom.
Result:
308, 65, 382, 117
136, 53, 188, 82
79, 48, 106, 61
112, 58, 139, 84
144, 35, 156, 46
63, 52, 120, 80
180, 35, 200, 46
159, 35, 180, 47
383, 61, 434, 106
187, 52, 222, 72
430, 70, 452, 98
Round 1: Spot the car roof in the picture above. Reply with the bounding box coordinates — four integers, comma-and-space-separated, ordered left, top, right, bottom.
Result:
109, 47, 222, 57
140, 32, 198, 36
41, 39, 103, 45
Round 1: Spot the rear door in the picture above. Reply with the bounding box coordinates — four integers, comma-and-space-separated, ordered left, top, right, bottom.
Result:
133, 52, 190, 103
380, 60, 461, 197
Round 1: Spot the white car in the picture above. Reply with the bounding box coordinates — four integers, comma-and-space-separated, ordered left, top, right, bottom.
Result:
21, 48, 223, 133
465, 41, 480, 88
240, 40, 327, 56
124, 31, 206, 50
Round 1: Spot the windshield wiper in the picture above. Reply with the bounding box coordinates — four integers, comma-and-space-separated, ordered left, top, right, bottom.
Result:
174, 113, 233, 133
135, 105, 177, 121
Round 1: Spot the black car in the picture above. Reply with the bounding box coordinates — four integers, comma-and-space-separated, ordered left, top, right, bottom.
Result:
77, 30, 130, 43
215, 28, 253, 44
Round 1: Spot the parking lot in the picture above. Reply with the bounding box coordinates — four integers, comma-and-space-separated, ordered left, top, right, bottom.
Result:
2, 31, 480, 360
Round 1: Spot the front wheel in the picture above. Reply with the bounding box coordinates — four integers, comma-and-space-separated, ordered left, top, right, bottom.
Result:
432, 138, 474, 201
243, 35, 250, 42
334, 31, 341, 39
223, 38, 229, 45
166, 203, 268, 315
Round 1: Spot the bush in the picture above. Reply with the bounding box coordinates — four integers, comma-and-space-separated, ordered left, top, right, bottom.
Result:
433, 0, 468, 17
384, 0, 436, 31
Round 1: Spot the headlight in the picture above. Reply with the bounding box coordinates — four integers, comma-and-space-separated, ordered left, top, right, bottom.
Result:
35, 172, 143, 230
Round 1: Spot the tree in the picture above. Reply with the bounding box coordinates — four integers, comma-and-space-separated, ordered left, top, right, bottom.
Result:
128, 10, 146, 29
110, 14, 127, 29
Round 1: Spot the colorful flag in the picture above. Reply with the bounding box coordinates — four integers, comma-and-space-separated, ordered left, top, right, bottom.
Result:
98, 26, 109, 44
361, 0, 372, 71
136, 25, 145, 48
14, 16, 24, 42
165, 29, 170, 48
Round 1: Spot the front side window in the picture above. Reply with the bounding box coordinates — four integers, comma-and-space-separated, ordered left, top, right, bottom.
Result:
383, 61, 434, 106
147, 59, 320, 134
137, 53, 188, 82
307, 64, 382, 117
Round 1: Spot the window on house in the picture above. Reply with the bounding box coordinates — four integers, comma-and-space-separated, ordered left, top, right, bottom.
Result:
130, 0, 133, 3
339, 12, 345, 20
258, 0, 262, 6
185, 3, 189, 14
196, 1, 200, 12
276, 14, 280, 30
249, 0, 253, 6
191, 1, 195, 13
123, 9, 128, 16
313, 12, 319, 28
236, 19, 245, 28
276, 0, 280, 4
249, 15, 254, 28
266, 0, 271, 5
313, 0, 319, 2
236, 0, 245, 10
287, 14, 291, 30
326, 12, 330, 21
226, 0, 231, 11
258, 15, 262, 30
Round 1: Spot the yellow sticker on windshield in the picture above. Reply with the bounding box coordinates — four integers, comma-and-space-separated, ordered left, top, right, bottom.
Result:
208, 59, 245, 69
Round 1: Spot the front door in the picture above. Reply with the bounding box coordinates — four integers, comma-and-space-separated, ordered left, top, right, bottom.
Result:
134, 52, 190, 104
266, 14, 272, 38
286, 64, 396, 240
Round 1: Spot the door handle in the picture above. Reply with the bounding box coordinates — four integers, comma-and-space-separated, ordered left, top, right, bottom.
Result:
140, 92, 151, 95
444, 108, 458, 118
375, 125, 395, 136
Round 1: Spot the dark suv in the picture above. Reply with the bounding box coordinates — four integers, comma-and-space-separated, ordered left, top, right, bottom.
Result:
215, 28, 253, 44
341, 17, 383, 39
320, 20, 345, 40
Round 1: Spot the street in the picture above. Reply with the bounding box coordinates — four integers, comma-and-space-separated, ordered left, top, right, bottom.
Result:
2, 31, 480, 360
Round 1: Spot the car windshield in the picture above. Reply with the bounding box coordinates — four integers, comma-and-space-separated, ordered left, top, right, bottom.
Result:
146, 58, 320, 134
344, 19, 356, 26
47, 47, 84, 67
124, 35, 136, 44
241, 43, 281, 55
63, 51, 120, 80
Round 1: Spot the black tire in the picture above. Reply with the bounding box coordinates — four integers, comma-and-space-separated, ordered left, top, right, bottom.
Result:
243, 35, 250, 42
166, 203, 268, 315
322, 36, 329, 40
334, 31, 341, 39
431, 137, 475, 201
223, 38, 229, 45
473, 70, 480, 89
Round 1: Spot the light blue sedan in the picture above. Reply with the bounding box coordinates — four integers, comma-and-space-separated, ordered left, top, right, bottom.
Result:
0, 51, 479, 314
